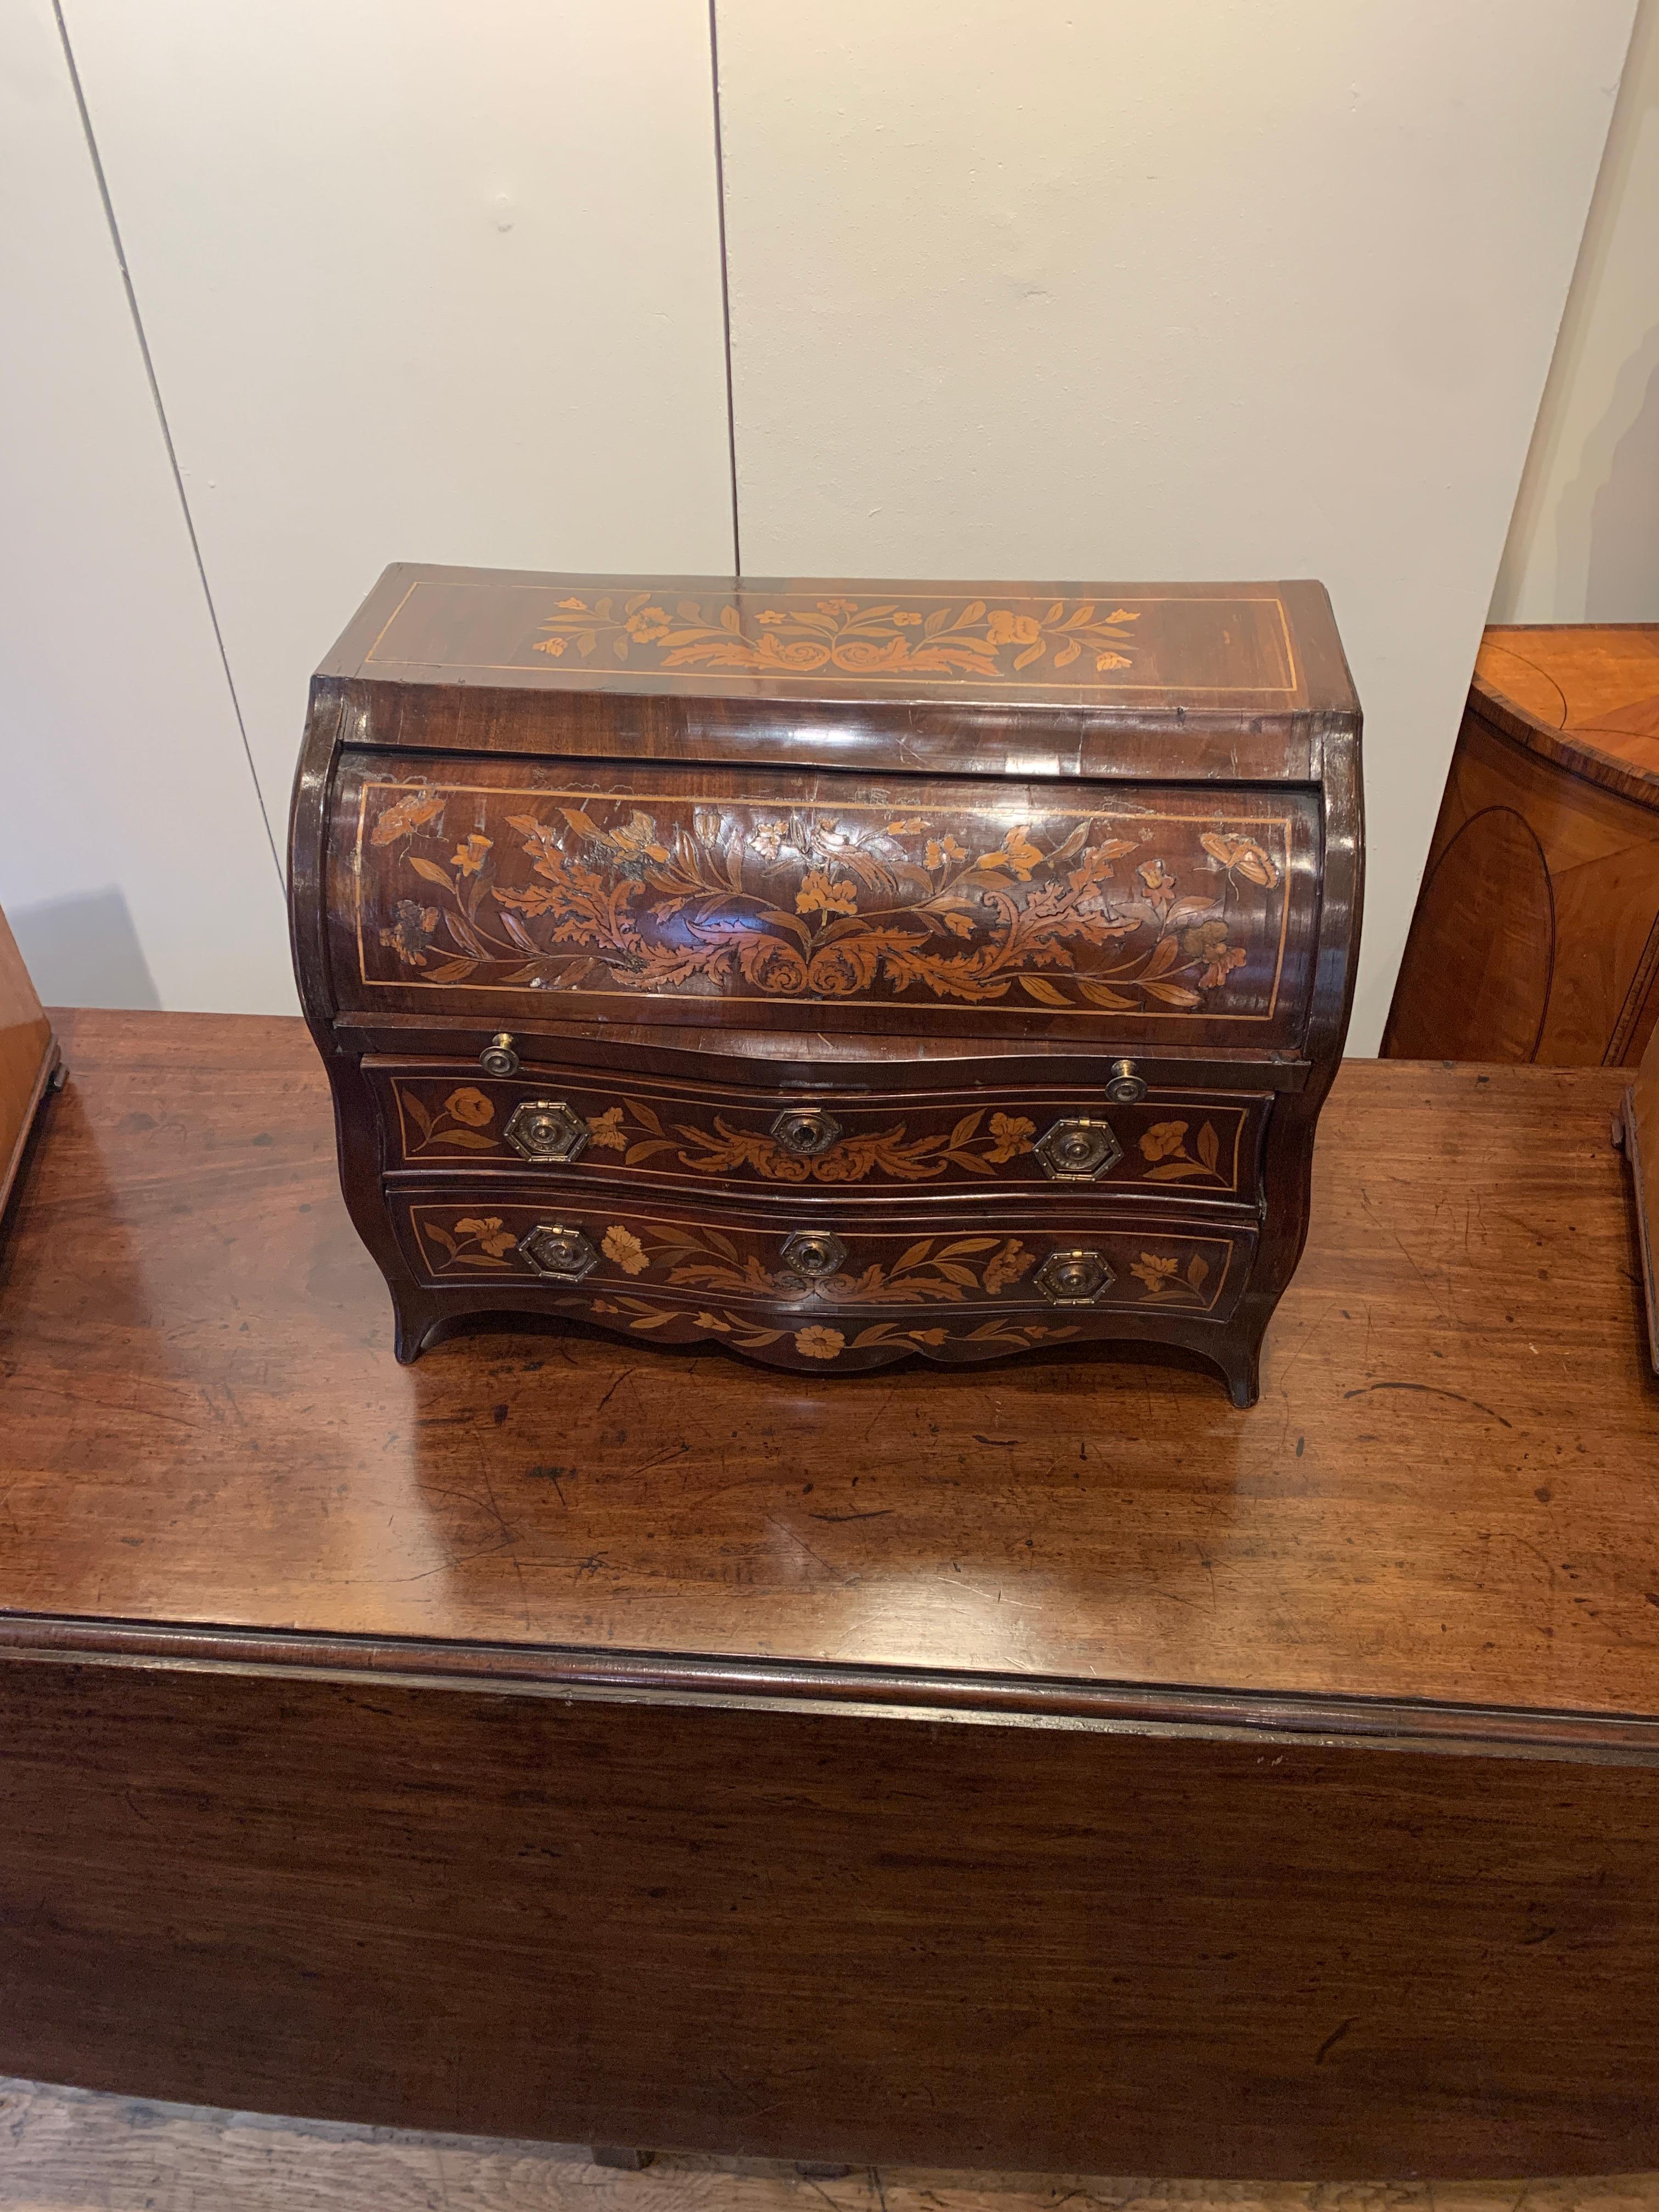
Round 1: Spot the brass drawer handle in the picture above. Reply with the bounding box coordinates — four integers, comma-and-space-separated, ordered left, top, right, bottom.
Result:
780, 1228, 847, 1280
1035, 1249, 1115, 1305
1034, 1115, 1122, 1181
519, 1222, 597, 1282
479, 1031, 520, 1078
1105, 1057, 1147, 1104
505, 1098, 590, 1165
771, 1105, 843, 1157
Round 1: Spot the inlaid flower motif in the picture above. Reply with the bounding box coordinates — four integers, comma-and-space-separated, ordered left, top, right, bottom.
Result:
987, 609, 1041, 646
371, 792, 445, 847
693, 808, 721, 844
625, 607, 671, 642
1182, 919, 1246, 990
985, 1113, 1036, 1164
816, 599, 857, 616
795, 868, 857, 919
1095, 652, 1131, 672
925, 834, 968, 870
450, 834, 493, 876
379, 900, 439, 966
601, 1226, 648, 1276
893, 612, 922, 627
539, 636, 567, 656
557, 596, 587, 611
589, 1107, 626, 1152
454, 1216, 515, 1257
443, 1087, 494, 1128
752, 816, 788, 860
794, 1325, 845, 1360
983, 1239, 1034, 1295
695, 1311, 731, 1330
1131, 1252, 1181, 1296
1139, 1120, 1189, 1163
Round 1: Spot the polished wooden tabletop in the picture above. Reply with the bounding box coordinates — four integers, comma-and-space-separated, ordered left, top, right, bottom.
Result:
2, 1011, 1655, 1725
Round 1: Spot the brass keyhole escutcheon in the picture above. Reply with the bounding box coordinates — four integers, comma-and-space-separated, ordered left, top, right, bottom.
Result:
780, 1228, 848, 1280
518, 1222, 599, 1283
771, 1105, 843, 1158
504, 1098, 590, 1165
1034, 1248, 1115, 1305
1034, 1115, 1123, 1182
479, 1031, 520, 1078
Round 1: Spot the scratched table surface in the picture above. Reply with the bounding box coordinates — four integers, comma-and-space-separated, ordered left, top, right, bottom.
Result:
1, 1009, 1655, 1719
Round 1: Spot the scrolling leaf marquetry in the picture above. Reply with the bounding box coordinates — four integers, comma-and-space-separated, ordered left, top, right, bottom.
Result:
362, 788, 1283, 1016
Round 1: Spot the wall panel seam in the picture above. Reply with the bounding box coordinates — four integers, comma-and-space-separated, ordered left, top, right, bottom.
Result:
49, 0, 284, 887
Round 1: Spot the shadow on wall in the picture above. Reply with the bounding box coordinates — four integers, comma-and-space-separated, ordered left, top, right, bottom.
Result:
1556, 319, 1659, 620
7, 888, 161, 1011
1587, 336, 1659, 618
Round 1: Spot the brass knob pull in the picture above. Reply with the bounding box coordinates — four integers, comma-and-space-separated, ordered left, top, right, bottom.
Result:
519, 1222, 598, 1282
1034, 1114, 1123, 1182
1034, 1248, 1115, 1305
479, 1031, 520, 1078
505, 1099, 590, 1165
780, 1228, 848, 1280
771, 1105, 843, 1158
1105, 1057, 1147, 1104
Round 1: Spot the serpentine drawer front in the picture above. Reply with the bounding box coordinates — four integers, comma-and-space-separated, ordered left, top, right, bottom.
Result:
388, 1189, 1254, 1369
369, 1059, 1271, 1210
291, 566, 1362, 1401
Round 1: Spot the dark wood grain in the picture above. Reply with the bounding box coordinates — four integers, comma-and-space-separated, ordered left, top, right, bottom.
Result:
3, 1012, 1659, 2176
1626, 1017, 1659, 1372
0, 1009, 1651, 1712
291, 566, 1363, 1396
1385, 623, 1659, 1067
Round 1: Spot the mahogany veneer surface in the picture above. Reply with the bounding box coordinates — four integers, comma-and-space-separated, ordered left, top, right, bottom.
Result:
3, 1012, 1659, 2182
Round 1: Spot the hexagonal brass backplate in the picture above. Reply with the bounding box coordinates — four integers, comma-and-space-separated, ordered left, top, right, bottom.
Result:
1033, 1115, 1123, 1182
771, 1105, 843, 1158
780, 1228, 848, 1280
505, 1098, 590, 1165
518, 1222, 599, 1282
1034, 1248, 1115, 1305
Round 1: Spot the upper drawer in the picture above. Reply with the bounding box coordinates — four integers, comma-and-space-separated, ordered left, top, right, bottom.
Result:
327, 751, 1322, 1048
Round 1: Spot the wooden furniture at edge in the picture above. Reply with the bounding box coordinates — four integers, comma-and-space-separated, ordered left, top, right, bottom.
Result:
290, 567, 1362, 1404
1384, 623, 1659, 1066
1624, 1015, 1659, 1370
0, 905, 57, 1217
3, 1010, 1659, 2181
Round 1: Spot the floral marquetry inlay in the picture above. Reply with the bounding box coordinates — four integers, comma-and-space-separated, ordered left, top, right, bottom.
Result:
532, 591, 1141, 681
356, 778, 1304, 1021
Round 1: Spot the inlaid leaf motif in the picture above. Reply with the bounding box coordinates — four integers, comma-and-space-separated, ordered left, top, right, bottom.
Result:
370, 782, 1286, 1018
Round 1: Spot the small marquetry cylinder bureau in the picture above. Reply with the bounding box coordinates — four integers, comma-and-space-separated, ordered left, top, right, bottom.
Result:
289, 567, 1362, 1403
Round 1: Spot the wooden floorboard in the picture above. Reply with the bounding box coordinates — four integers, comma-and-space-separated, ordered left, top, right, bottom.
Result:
3, 2080, 1657, 2212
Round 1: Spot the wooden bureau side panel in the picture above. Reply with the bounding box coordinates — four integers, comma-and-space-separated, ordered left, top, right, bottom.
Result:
330, 752, 1322, 1048
0, 906, 55, 1215
1386, 708, 1659, 1066
4, 1655, 1659, 2181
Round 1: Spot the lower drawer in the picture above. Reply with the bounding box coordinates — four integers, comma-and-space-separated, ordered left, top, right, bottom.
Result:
389, 1188, 1252, 1363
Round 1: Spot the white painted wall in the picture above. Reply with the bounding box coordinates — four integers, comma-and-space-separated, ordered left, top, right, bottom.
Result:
0, 0, 291, 1013
58, 0, 737, 839
1, 0, 1640, 1034
1492, 0, 1659, 623
713, 0, 1637, 1051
